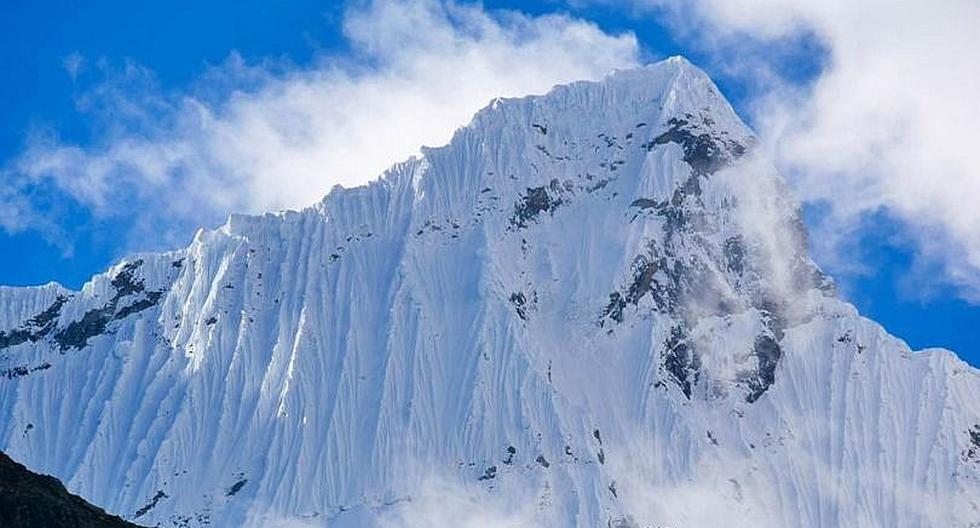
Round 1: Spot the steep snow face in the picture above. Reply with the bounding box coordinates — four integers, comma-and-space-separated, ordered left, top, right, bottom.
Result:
1, 57, 979, 527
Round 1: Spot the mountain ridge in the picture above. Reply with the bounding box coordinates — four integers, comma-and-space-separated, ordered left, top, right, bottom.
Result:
1, 57, 979, 527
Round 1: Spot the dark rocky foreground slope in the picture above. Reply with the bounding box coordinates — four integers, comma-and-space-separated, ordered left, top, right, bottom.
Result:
0, 451, 142, 528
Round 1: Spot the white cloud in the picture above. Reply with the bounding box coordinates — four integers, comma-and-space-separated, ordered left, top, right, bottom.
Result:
62, 52, 85, 81
375, 477, 538, 528
601, 0, 980, 301
3, 0, 638, 255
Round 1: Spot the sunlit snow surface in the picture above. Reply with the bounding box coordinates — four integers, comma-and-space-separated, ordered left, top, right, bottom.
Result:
1, 57, 979, 527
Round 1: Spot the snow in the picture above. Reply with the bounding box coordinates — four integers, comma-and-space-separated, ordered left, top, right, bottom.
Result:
1, 57, 979, 527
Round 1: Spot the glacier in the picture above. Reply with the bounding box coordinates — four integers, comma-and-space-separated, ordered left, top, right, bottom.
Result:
1, 56, 979, 527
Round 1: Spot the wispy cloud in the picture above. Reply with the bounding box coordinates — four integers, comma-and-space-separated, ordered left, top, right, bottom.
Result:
375, 476, 538, 528
2, 0, 639, 256
62, 52, 85, 81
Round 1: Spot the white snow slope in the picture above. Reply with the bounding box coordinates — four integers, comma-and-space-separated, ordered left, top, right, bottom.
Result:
1, 57, 979, 528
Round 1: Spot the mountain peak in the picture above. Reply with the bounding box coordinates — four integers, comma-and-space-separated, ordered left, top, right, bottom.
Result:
310, 56, 751, 223
463, 57, 751, 145
1, 60, 978, 528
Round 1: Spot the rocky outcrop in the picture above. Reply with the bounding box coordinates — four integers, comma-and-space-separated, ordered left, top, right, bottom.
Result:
0, 451, 142, 528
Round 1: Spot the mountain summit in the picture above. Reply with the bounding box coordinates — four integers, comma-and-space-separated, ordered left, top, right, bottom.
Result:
1, 57, 978, 527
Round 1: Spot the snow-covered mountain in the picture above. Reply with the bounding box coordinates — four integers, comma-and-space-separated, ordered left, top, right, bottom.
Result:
1, 56, 979, 527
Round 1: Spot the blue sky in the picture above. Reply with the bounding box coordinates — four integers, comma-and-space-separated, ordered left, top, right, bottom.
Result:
2, 0, 978, 366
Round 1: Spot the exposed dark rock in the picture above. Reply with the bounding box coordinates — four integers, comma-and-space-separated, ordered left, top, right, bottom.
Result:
601, 119, 797, 401
53, 306, 114, 351
600, 293, 626, 325
111, 261, 145, 298
755, 300, 787, 341
510, 292, 528, 321
503, 446, 516, 465
624, 257, 660, 306
961, 425, 980, 463
54, 261, 166, 351
29, 296, 70, 331
741, 335, 783, 403
629, 198, 661, 210
114, 291, 164, 321
535, 455, 550, 468
0, 328, 32, 351
646, 117, 746, 176
0, 295, 70, 350
597, 133, 618, 149
1, 362, 51, 379
603, 192, 711, 327
133, 490, 167, 519
510, 180, 566, 229
477, 466, 497, 481
600, 245, 688, 327
663, 325, 700, 399
226, 479, 247, 497
0, 451, 143, 528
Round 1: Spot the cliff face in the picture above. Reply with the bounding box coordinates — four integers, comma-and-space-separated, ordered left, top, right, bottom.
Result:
0, 57, 978, 527
0, 451, 142, 528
